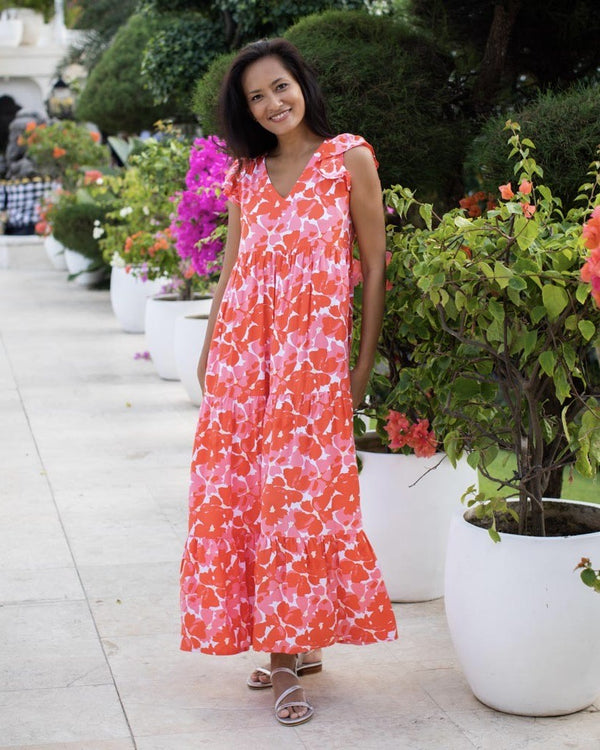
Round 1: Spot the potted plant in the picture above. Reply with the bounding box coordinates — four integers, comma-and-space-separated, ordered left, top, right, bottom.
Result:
49, 184, 113, 286
383, 120, 600, 716
352, 239, 477, 602
100, 126, 228, 377
170, 134, 229, 402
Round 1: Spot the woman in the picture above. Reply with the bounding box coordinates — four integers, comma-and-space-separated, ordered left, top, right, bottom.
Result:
180, 38, 397, 727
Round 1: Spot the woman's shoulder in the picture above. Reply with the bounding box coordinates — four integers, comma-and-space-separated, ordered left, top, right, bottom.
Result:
319, 134, 378, 171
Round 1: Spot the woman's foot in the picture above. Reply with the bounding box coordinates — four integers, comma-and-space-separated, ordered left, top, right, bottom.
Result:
247, 648, 322, 688
270, 654, 312, 723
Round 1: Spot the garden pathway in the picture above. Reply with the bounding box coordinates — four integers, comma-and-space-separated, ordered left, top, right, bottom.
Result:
0, 250, 599, 749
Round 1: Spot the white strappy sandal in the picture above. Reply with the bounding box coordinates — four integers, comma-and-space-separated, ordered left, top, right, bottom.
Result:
246, 653, 323, 689
270, 666, 314, 726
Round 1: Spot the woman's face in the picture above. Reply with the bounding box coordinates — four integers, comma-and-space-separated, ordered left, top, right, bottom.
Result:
241, 55, 306, 137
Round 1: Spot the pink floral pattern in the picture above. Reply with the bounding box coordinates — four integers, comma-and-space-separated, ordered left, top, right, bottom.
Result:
180, 134, 398, 655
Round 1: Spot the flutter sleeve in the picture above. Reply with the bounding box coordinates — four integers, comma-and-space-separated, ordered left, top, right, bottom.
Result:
222, 160, 241, 206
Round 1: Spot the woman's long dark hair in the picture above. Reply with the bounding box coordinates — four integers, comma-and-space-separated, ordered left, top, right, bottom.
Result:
218, 38, 333, 159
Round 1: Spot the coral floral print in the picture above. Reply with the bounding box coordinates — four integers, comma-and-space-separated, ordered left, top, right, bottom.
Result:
180, 133, 398, 654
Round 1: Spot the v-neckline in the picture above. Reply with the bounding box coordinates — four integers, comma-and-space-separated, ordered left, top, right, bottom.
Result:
264, 140, 327, 200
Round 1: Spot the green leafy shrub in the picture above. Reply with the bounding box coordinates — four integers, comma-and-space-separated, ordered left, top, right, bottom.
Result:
51, 193, 110, 263
75, 14, 174, 134
466, 84, 600, 206
192, 51, 235, 136
370, 121, 600, 538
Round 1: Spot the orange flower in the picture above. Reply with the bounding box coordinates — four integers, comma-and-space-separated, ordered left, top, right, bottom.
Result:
53, 146, 66, 158
519, 179, 532, 195
90, 131, 101, 143
582, 206, 600, 251
17, 135, 24, 146
468, 205, 482, 218
521, 202, 536, 219
499, 183, 514, 200
83, 169, 103, 185
25, 121, 37, 133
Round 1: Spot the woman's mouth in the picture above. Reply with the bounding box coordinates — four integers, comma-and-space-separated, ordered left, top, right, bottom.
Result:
269, 109, 291, 122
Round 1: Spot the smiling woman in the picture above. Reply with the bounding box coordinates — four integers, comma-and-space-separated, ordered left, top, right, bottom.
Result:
179, 38, 397, 728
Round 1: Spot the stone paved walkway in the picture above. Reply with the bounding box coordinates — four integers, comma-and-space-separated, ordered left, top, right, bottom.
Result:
1, 249, 599, 749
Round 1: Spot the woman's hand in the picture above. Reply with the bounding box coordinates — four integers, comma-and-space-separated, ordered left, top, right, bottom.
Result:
350, 365, 370, 410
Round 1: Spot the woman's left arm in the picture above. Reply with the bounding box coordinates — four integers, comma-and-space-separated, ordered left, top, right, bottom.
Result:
344, 145, 387, 410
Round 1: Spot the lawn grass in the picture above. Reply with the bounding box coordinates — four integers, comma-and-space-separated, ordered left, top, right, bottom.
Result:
478, 451, 600, 504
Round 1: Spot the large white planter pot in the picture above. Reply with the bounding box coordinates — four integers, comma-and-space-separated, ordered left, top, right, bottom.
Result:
0, 18, 23, 46
109, 266, 165, 333
358, 447, 477, 601
445, 500, 600, 716
43, 234, 67, 271
145, 295, 212, 380
64, 248, 104, 287
174, 314, 210, 405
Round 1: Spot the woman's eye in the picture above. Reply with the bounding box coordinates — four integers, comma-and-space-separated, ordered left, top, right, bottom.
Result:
250, 94, 262, 102
276, 83, 288, 91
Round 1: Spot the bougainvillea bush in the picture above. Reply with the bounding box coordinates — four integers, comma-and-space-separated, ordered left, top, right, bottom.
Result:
99, 128, 230, 299
170, 135, 230, 285
354, 121, 600, 538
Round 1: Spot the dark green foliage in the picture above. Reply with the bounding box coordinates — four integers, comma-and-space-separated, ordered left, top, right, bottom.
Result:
67, 0, 138, 72
51, 202, 108, 261
285, 11, 467, 201
75, 14, 174, 135
466, 84, 600, 205
0, 0, 53, 20
192, 51, 236, 136
409, 0, 600, 112
140, 13, 227, 112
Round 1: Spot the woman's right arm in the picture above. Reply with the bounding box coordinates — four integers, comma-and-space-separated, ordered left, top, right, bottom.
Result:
197, 201, 241, 390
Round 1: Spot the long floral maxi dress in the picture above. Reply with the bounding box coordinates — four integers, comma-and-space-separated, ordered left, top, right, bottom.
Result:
180, 133, 398, 655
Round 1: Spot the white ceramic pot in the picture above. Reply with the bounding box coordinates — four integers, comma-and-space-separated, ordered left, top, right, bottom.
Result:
64, 248, 104, 287
0, 18, 23, 46
174, 314, 210, 405
43, 234, 67, 271
357, 447, 477, 601
145, 295, 212, 380
445, 500, 600, 716
109, 265, 165, 334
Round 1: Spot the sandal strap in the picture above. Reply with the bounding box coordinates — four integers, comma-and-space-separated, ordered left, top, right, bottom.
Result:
275, 684, 304, 709
253, 667, 271, 677
270, 666, 297, 679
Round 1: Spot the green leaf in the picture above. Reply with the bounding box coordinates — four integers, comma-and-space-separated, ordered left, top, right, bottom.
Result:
467, 451, 480, 470
554, 364, 570, 404
522, 330, 537, 359
539, 350, 556, 376
542, 284, 569, 320
493, 261, 512, 288
488, 528, 501, 543
578, 320, 596, 341
508, 276, 527, 292
531, 306, 547, 324
576, 283, 590, 304
581, 568, 597, 587
455, 290, 467, 311
419, 203, 433, 230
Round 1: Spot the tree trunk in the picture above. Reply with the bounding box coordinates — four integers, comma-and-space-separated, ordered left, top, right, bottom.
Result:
473, 0, 522, 115
544, 466, 564, 498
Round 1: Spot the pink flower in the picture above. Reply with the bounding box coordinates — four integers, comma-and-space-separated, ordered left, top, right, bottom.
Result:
521, 202, 536, 219
406, 419, 437, 458
384, 410, 410, 450
499, 183, 514, 200
519, 180, 533, 195
581, 247, 600, 307
582, 207, 600, 251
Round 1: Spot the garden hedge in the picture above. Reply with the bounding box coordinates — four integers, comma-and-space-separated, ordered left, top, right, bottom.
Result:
76, 14, 173, 135
466, 83, 600, 206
